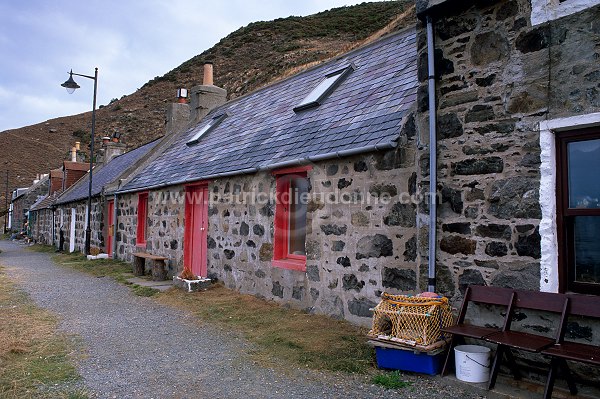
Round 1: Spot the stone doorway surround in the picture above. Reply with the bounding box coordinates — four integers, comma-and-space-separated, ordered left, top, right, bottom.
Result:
539, 111, 600, 292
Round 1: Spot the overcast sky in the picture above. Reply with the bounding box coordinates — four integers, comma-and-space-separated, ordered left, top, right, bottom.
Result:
0, 0, 377, 133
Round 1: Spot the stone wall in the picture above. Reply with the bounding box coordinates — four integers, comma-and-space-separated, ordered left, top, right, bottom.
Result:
205, 145, 419, 326
31, 208, 53, 245
53, 198, 105, 253
415, 0, 600, 302
415, 0, 600, 383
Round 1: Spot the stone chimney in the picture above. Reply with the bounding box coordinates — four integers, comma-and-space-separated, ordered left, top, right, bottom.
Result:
97, 133, 126, 164
189, 62, 227, 125
165, 89, 191, 135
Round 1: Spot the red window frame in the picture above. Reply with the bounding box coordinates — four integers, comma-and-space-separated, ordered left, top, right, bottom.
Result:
272, 166, 312, 271
556, 127, 600, 295
136, 192, 148, 247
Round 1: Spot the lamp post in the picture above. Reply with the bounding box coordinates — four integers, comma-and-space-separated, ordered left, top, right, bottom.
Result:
61, 68, 98, 255
3, 164, 8, 234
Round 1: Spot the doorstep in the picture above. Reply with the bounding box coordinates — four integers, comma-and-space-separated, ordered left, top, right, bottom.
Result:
126, 276, 173, 292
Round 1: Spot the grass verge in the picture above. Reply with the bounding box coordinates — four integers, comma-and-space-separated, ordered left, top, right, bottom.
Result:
372, 370, 412, 389
159, 284, 374, 373
0, 266, 87, 398
28, 245, 158, 297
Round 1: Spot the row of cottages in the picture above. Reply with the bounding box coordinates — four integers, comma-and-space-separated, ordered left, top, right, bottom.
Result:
108, 29, 420, 325
29, 137, 161, 253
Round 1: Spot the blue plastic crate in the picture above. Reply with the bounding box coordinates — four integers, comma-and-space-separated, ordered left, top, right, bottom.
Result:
375, 347, 443, 375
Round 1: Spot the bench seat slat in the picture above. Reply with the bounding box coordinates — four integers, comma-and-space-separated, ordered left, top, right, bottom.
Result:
441, 324, 500, 339
542, 342, 600, 366
133, 252, 168, 261
485, 330, 555, 352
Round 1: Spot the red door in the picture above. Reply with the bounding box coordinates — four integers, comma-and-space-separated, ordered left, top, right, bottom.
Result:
184, 185, 208, 277
106, 200, 114, 256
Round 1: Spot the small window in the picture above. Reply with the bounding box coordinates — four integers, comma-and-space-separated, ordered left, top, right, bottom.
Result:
556, 128, 600, 294
136, 192, 148, 246
272, 167, 311, 271
293, 65, 354, 112
186, 113, 227, 146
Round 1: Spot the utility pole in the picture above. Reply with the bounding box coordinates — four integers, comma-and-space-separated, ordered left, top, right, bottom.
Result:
4, 169, 8, 233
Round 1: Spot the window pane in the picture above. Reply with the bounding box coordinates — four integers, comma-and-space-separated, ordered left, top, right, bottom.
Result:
573, 216, 600, 285
568, 139, 600, 208
288, 176, 308, 256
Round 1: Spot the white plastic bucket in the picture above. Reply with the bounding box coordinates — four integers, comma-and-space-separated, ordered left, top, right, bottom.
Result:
454, 345, 491, 383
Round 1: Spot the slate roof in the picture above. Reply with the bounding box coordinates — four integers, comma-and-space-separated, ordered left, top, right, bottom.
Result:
120, 28, 417, 193
55, 139, 160, 205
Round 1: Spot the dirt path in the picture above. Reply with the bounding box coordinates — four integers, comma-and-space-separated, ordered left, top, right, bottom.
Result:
0, 240, 489, 399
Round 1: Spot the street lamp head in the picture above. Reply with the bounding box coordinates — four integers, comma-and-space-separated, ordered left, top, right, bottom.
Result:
61, 70, 80, 94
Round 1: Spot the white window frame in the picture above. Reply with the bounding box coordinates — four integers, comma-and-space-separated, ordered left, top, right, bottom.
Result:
539, 111, 600, 292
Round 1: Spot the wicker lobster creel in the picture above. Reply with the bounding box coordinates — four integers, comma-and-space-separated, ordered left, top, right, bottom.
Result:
368, 292, 454, 346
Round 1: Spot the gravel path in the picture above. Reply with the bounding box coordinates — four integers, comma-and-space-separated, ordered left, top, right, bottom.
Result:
0, 240, 491, 399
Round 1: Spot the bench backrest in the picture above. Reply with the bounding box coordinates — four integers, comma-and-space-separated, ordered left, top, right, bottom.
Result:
566, 293, 600, 319
457, 285, 515, 325
513, 290, 569, 313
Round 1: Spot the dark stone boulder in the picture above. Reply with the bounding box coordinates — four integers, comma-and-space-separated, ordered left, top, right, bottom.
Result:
440, 235, 477, 255
471, 32, 509, 65
326, 165, 339, 176
239, 222, 249, 236
255, 269, 266, 278
348, 298, 377, 318
369, 183, 398, 198
458, 269, 486, 294
338, 178, 352, 189
404, 235, 417, 262
452, 157, 504, 175
354, 160, 368, 172
356, 234, 393, 259
441, 186, 463, 214
306, 240, 321, 260
292, 286, 304, 301
384, 203, 416, 227
475, 74, 496, 87
332, 240, 345, 251
476, 224, 512, 239
306, 264, 320, 282
310, 288, 320, 301
336, 256, 351, 268
465, 104, 495, 123
253, 224, 265, 236
490, 263, 540, 290
272, 281, 284, 298
442, 222, 471, 235
170, 239, 178, 250
224, 249, 235, 260
320, 224, 347, 236
382, 267, 417, 291
438, 113, 464, 139
342, 274, 365, 292
515, 227, 541, 259
485, 241, 508, 257
516, 25, 550, 53
489, 177, 542, 220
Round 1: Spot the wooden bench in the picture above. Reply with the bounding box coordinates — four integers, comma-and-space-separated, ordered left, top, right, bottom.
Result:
132, 252, 168, 281
541, 293, 600, 399
442, 285, 600, 396
441, 285, 515, 377
485, 290, 569, 390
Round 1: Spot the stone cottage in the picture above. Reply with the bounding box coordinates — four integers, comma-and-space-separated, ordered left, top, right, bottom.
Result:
113, 28, 420, 325
40, 137, 161, 254
10, 175, 49, 233
415, 0, 600, 386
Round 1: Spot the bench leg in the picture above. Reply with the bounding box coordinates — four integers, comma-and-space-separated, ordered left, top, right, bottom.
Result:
544, 358, 558, 399
134, 257, 145, 276
488, 345, 504, 390
151, 260, 167, 281
559, 358, 578, 396
504, 348, 522, 380
442, 336, 457, 376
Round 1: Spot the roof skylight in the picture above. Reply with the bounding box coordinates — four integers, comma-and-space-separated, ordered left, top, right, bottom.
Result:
293, 65, 354, 112
186, 113, 227, 146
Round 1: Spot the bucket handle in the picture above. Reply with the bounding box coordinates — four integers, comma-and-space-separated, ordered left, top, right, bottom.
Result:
465, 354, 490, 369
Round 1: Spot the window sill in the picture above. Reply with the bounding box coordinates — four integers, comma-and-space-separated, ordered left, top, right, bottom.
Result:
135, 242, 147, 249
272, 258, 306, 272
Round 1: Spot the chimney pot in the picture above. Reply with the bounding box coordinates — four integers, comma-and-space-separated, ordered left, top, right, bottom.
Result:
203, 62, 214, 86
71, 146, 77, 162
102, 136, 111, 145
75, 141, 80, 151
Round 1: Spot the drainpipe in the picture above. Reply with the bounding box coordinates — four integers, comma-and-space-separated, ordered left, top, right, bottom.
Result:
112, 194, 118, 259
426, 15, 438, 293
